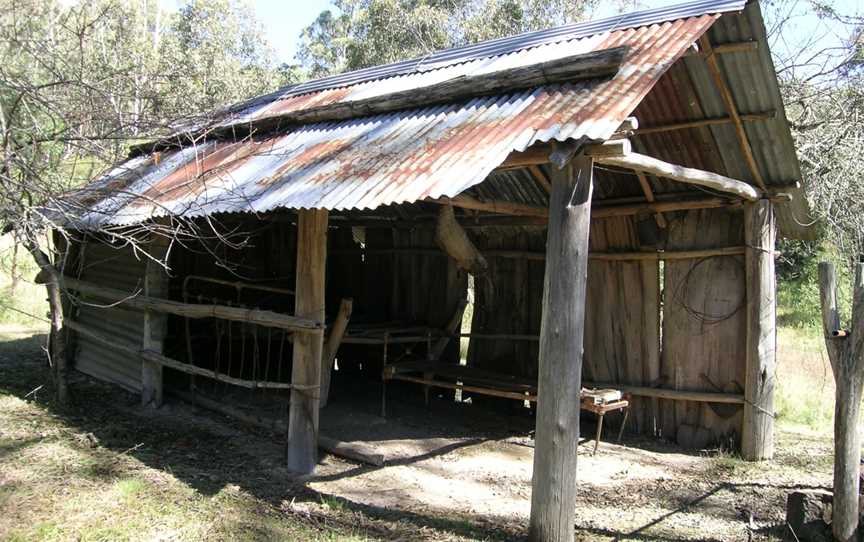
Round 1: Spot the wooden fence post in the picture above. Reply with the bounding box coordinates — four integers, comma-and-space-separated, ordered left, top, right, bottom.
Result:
819, 262, 864, 542
141, 235, 170, 408
287, 209, 328, 474
529, 155, 593, 542
741, 199, 776, 460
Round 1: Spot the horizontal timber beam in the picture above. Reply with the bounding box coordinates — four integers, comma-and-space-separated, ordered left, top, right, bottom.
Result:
436, 195, 549, 217
332, 246, 747, 261
582, 381, 745, 404
429, 195, 739, 219
595, 152, 761, 201
684, 40, 759, 57
68, 320, 297, 389
52, 275, 322, 333
633, 111, 776, 136
496, 139, 629, 170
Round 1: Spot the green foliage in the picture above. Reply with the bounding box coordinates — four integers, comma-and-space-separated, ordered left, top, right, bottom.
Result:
776, 239, 852, 330
0, 236, 47, 325
297, 0, 604, 77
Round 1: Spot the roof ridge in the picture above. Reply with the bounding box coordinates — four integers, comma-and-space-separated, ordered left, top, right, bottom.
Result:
269, 0, 745, 101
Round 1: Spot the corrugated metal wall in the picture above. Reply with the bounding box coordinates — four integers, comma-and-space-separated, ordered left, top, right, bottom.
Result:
74, 240, 147, 391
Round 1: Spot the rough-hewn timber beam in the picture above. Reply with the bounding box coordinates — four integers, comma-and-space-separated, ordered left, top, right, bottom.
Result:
635, 171, 667, 228
741, 200, 777, 460
438, 195, 549, 217
582, 381, 745, 404
428, 194, 740, 219
530, 155, 593, 542
54, 275, 322, 333
633, 111, 776, 136
595, 152, 761, 201
684, 40, 759, 57
288, 209, 329, 474
698, 36, 767, 191
496, 139, 629, 170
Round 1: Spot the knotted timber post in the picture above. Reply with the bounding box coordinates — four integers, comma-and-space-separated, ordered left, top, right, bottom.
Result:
287, 208, 329, 474
141, 234, 170, 409
741, 199, 776, 460
818, 261, 864, 542
529, 154, 593, 542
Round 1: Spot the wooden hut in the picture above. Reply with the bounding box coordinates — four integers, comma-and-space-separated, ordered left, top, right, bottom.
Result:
48, 0, 807, 538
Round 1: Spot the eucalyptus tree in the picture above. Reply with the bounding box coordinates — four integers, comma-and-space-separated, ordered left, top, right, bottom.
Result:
0, 0, 285, 403
297, 0, 607, 77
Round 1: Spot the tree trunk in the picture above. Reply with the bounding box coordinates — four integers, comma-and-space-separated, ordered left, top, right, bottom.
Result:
833, 371, 863, 542
24, 239, 67, 404
529, 155, 593, 542
818, 262, 864, 542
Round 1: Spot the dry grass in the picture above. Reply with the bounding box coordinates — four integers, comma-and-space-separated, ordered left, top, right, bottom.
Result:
0, 325, 504, 542
775, 326, 837, 432
0, 320, 840, 542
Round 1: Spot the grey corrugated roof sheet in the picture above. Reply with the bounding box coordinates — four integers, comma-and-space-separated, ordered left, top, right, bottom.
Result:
59, 0, 812, 239
60, 12, 721, 229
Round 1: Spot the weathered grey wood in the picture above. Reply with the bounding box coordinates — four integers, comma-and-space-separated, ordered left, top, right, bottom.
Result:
141, 236, 170, 409
56, 275, 321, 333
818, 262, 864, 542
633, 111, 775, 136
583, 139, 631, 157
67, 319, 297, 388
431, 194, 740, 220
435, 204, 488, 275
529, 155, 593, 542
287, 209, 329, 474
698, 36, 767, 191
581, 382, 744, 404
741, 201, 776, 460
333, 246, 748, 261
660, 208, 747, 445
595, 152, 761, 201
320, 298, 353, 408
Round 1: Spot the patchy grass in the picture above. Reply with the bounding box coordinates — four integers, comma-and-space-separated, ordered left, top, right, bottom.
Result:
0, 325, 511, 542
775, 326, 837, 432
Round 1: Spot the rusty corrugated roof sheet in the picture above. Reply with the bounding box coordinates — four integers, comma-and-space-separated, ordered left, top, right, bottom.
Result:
62, 3, 746, 229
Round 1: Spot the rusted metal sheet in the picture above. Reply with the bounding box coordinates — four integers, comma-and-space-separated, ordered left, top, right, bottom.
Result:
66, 12, 723, 229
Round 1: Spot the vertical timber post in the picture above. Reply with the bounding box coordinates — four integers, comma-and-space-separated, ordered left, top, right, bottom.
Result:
288, 208, 328, 474
141, 235, 170, 408
529, 155, 593, 542
741, 199, 776, 460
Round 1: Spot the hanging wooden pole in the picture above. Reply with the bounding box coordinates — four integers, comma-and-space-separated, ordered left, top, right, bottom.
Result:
141, 235, 170, 409
287, 208, 329, 474
319, 298, 353, 408
818, 262, 864, 542
741, 200, 776, 460
529, 155, 593, 542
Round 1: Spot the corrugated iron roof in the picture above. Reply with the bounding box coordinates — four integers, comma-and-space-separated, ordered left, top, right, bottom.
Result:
63, 12, 721, 229
230, 0, 747, 114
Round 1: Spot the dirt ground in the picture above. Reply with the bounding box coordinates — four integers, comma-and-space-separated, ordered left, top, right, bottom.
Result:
0, 325, 834, 541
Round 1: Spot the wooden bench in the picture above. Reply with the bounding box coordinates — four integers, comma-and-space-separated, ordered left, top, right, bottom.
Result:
382, 360, 629, 454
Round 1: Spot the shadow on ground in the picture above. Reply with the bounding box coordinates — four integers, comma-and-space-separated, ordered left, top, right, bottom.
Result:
0, 331, 826, 541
